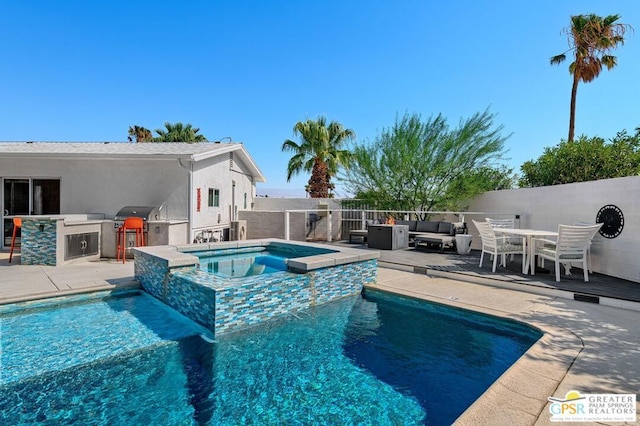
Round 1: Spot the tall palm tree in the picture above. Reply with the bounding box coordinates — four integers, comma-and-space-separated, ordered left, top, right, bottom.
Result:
154, 122, 207, 142
127, 125, 153, 142
281, 116, 355, 198
551, 14, 631, 142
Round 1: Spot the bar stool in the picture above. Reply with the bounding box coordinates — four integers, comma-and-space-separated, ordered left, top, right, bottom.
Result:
116, 217, 145, 263
9, 217, 22, 263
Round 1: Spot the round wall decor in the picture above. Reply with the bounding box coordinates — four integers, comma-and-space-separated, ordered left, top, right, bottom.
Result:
595, 204, 624, 239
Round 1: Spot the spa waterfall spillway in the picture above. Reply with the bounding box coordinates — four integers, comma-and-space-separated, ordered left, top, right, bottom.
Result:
134, 239, 379, 335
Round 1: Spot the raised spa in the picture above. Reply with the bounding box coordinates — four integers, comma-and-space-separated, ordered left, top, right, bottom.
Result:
192, 244, 338, 278
134, 239, 379, 335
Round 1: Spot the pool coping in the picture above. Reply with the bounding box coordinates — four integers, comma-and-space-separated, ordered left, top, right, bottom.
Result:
366, 273, 586, 425
134, 238, 380, 272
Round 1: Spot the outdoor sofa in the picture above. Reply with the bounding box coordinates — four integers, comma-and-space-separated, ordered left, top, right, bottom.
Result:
396, 220, 467, 253
349, 219, 467, 252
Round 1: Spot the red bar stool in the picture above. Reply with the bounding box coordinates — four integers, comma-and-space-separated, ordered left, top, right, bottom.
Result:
9, 217, 22, 263
116, 217, 145, 263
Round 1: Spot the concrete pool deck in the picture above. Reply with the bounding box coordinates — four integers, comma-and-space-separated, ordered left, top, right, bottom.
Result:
0, 252, 136, 304
1, 251, 638, 424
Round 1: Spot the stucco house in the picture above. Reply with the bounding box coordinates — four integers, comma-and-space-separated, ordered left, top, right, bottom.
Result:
0, 141, 265, 264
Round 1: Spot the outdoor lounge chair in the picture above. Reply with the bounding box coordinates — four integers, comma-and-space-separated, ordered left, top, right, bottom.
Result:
349, 229, 368, 243
348, 219, 380, 243
532, 223, 602, 282
473, 220, 525, 273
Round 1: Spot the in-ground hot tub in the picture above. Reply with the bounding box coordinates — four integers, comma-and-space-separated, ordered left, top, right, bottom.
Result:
134, 239, 379, 335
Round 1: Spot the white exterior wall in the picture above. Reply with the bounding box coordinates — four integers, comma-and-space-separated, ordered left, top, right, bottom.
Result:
253, 198, 343, 241
0, 157, 189, 218
239, 211, 307, 241
191, 152, 256, 237
467, 176, 640, 283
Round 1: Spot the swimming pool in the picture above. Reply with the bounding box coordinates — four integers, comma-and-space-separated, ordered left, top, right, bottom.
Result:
0, 289, 541, 425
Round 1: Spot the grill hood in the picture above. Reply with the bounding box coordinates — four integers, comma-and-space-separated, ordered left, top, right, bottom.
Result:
114, 206, 159, 221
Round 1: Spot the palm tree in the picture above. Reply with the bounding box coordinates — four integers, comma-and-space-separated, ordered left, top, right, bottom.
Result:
154, 122, 207, 142
127, 125, 153, 142
281, 117, 355, 198
551, 14, 631, 142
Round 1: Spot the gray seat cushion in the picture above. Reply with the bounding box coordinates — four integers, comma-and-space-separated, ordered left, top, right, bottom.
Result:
396, 220, 417, 232
416, 221, 439, 233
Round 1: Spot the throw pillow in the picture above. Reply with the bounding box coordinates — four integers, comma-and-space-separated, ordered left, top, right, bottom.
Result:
438, 221, 454, 235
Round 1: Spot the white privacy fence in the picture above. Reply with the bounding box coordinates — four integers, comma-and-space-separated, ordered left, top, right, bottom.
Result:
243, 207, 520, 243
251, 176, 640, 282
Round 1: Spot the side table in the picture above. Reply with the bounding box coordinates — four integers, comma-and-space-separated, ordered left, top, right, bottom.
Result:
455, 234, 472, 255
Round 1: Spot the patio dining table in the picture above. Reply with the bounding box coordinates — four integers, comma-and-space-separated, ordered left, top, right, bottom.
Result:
494, 228, 558, 275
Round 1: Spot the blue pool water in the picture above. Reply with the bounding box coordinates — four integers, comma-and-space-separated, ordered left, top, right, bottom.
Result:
0, 289, 541, 425
195, 250, 288, 278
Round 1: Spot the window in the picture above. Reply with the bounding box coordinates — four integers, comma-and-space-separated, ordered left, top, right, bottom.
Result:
33, 179, 60, 215
208, 189, 219, 207
244, 193, 247, 209
2, 178, 60, 215
2, 178, 60, 247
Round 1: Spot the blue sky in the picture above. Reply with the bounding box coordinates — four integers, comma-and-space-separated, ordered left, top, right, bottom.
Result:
1, 1, 639, 197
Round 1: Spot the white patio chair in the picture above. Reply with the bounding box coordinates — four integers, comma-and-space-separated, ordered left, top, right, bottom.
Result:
532, 224, 603, 282
473, 220, 525, 273
486, 217, 523, 265
572, 221, 595, 273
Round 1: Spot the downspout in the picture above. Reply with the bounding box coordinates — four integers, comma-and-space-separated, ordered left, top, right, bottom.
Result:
178, 158, 193, 242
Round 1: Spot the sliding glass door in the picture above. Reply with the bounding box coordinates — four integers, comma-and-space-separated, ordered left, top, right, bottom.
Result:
2, 178, 60, 247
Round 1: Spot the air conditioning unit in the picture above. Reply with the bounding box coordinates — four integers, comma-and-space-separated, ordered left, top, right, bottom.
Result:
230, 220, 247, 240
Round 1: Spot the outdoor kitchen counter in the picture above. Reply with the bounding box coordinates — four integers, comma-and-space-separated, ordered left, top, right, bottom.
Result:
18, 216, 104, 266
16, 216, 188, 265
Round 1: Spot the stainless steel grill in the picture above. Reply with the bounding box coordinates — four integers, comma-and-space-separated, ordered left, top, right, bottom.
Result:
114, 206, 159, 222
113, 206, 160, 232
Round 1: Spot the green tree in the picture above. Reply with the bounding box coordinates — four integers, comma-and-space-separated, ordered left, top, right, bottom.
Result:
445, 165, 517, 207
127, 125, 153, 142
154, 122, 207, 142
281, 116, 355, 198
519, 132, 640, 187
340, 109, 510, 212
551, 14, 631, 142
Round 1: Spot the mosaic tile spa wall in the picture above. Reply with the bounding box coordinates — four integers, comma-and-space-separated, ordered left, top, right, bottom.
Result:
135, 246, 377, 335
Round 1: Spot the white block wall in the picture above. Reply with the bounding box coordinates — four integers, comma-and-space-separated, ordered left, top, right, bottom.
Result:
467, 176, 640, 283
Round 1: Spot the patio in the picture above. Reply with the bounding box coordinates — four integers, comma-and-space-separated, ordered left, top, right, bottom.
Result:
3, 242, 640, 309
330, 241, 640, 308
